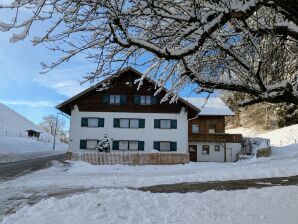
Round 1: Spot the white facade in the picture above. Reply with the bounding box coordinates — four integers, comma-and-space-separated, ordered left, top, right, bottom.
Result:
69, 105, 188, 152
189, 141, 242, 162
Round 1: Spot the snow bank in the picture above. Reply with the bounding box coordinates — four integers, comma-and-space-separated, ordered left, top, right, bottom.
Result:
227, 124, 298, 147
1, 143, 297, 190
2, 186, 298, 224
0, 103, 67, 162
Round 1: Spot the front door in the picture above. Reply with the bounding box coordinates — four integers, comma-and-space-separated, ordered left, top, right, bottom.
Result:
226, 148, 233, 162
189, 145, 197, 162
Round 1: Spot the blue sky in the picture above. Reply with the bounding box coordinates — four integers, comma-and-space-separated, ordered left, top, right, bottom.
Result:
0, 7, 210, 126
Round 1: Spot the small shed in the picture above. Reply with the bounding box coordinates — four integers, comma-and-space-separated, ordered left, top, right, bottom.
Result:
26, 130, 41, 138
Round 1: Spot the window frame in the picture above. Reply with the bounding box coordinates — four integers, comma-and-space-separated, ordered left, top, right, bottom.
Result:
81, 117, 104, 128
86, 139, 98, 150
109, 94, 121, 104
140, 95, 152, 105
160, 119, 172, 129
202, 145, 210, 155
118, 140, 139, 151
117, 118, 141, 129
192, 124, 200, 133
208, 124, 216, 133
214, 145, 220, 152
159, 141, 171, 152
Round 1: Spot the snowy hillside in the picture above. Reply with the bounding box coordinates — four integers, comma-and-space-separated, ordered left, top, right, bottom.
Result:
227, 124, 298, 147
0, 103, 67, 163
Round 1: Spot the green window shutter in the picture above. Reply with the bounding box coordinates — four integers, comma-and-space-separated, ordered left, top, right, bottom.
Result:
154, 119, 160, 128
138, 141, 145, 151
170, 142, 177, 151
103, 94, 109, 104
151, 96, 157, 104
139, 119, 145, 128
153, 141, 160, 151
80, 140, 87, 149
113, 118, 120, 128
134, 95, 140, 105
171, 120, 177, 129
112, 141, 119, 150
98, 118, 104, 127
81, 118, 88, 127
120, 95, 126, 105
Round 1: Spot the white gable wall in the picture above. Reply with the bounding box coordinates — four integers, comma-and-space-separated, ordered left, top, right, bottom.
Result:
189, 141, 242, 162
69, 105, 188, 152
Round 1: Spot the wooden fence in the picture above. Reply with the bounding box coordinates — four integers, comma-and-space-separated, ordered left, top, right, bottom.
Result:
70, 151, 189, 165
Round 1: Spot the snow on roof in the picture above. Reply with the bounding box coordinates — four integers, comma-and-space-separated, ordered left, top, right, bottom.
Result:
183, 97, 235, 116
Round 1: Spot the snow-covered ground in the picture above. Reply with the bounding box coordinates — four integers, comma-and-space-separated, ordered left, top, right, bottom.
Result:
0, 103, 67, 163
227, 124, 298, 147
2, 185, 298, 224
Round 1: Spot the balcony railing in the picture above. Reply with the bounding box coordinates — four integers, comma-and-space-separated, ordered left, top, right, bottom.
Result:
189, 133, 242, 143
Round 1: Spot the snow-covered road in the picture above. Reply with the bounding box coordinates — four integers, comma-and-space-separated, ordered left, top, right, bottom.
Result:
0, 144, 297, 223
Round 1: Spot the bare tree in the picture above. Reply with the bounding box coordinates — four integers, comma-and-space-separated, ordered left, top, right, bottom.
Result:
0, 0, 297, 106
39, 115, 68, 142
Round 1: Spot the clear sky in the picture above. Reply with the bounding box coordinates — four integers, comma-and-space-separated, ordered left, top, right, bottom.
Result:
0, 7, 212, 126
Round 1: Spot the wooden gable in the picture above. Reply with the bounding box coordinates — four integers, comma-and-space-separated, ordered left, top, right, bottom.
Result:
57, 67, 199, 118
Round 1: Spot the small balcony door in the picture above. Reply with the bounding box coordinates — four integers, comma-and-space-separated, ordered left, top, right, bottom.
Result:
189, 145, 197, 162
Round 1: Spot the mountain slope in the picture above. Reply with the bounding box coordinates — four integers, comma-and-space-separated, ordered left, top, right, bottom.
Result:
0, 103, 67, 163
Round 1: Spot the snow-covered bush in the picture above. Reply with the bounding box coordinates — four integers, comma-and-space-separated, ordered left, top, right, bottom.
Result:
96, 135, 110, 153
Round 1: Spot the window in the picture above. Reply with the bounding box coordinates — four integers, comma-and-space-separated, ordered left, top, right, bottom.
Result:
160, 142, 171, 151
81, 118, 104, 127
215, 145, 220, 152
192, 124, 200, 133
160, 120, 171, 129
87, 140, 98, 150
202, 145, 210, 155
116, 140, 143, 151
109, 95, 120, 104
140, 96, 151, 105
208, 124, 216, 133
120, 119, 129, 128
130, 119, 139, 128
119, 141, 129, 150
114, 118, 145, 128
129, 141, 138, 151
154, 141, 177, 151
154, 119, 177, 129
88, 118, 99, 127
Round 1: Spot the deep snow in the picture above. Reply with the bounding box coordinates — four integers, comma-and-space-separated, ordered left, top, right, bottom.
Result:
0, 103, 67, 163
227, 124, 298, 147
2, 186, 298, 224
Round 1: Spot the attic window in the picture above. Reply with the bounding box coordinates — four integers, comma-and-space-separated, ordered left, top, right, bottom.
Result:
110, 95, 120, 104
140, 96, 151, 105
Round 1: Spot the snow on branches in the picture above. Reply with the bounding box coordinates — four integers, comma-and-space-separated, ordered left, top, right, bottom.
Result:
0, 0, 297, 106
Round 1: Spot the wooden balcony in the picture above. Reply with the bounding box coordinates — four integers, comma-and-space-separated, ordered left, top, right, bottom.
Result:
189, 133, 242, 143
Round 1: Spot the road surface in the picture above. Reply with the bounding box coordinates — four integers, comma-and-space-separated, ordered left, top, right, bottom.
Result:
0, 153, 67, 182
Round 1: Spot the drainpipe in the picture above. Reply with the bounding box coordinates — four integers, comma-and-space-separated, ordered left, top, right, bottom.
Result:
224, 142, 227, 162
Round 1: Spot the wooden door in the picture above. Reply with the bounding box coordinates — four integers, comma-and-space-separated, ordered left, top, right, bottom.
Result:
189, 145, 197, 162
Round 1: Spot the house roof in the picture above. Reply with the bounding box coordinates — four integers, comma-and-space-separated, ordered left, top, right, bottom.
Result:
183, 97, 235, 116
56, 67, 200, 114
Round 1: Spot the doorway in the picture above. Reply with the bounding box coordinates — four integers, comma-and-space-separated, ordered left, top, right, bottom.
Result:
189, 145, 197, 162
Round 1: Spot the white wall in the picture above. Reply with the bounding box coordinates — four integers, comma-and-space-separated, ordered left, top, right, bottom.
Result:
189, 141, 242, 162
69, 105, 188, 152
